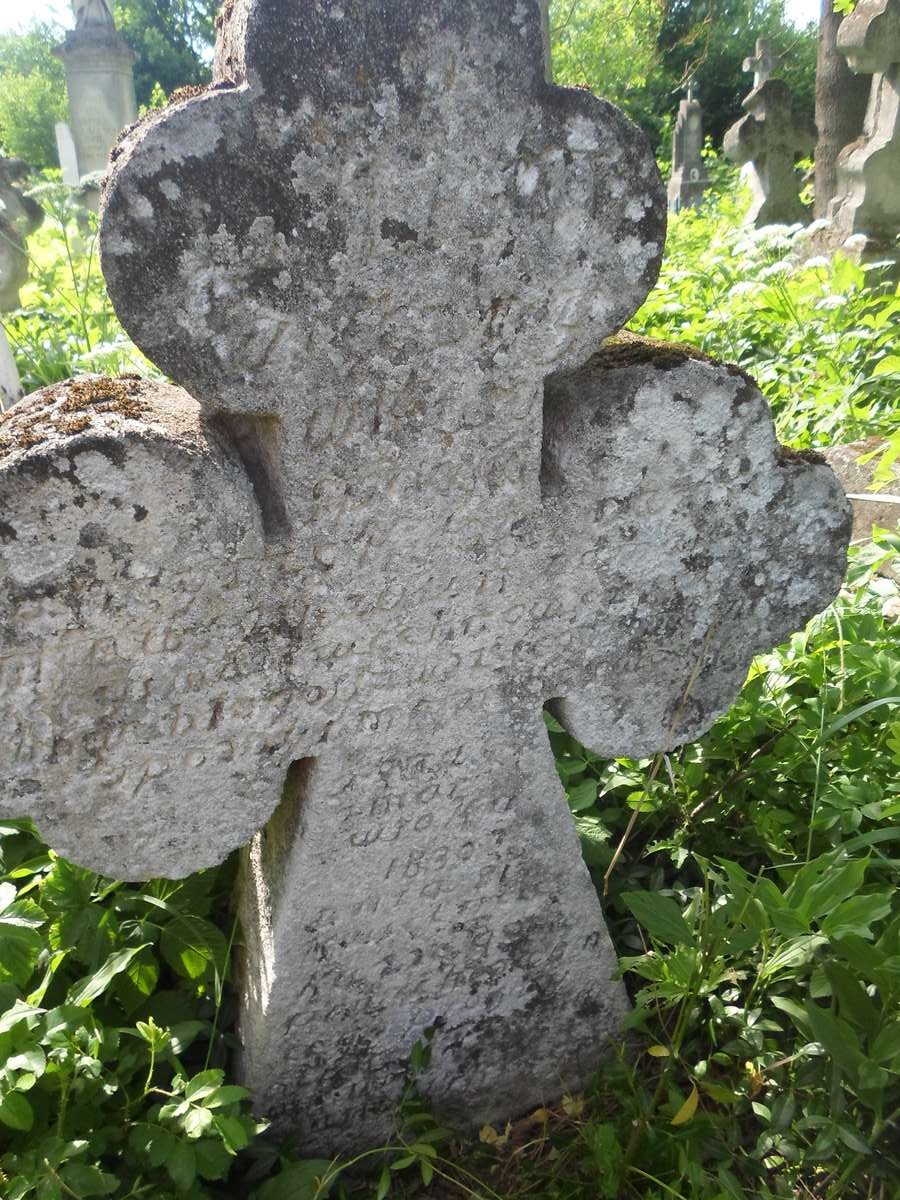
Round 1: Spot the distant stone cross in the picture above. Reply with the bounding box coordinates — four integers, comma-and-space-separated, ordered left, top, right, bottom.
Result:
828, 0, 900, 250
0, 0, 848, 1155
725, 39, 815, 225
743, 37, 776, 88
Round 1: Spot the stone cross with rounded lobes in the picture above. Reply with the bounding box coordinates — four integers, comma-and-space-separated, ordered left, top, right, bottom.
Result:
0, 0, 849, 1156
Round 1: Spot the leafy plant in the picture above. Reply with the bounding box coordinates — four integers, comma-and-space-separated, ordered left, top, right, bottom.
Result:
1, 183, 155, 406
629, 193, 900, 449
0, 833, 259, 1198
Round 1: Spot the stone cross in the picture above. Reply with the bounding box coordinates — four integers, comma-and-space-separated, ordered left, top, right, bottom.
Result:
724, 43, 815, 225
668, 80, 709, 212
828, 0, 900, 254
743, 37, 776, 89
0, 0, 849, 1156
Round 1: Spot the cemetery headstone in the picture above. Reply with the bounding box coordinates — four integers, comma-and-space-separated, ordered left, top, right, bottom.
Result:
0, 215, 28, 312
0, 327, 22, 409
55, 122, 81, 187
724, 39, 815, 226
824, 437, 900, 545
0, 0, 850, 1157
0, 158, 44, 238
827, 0, 900, 256
667, 80, 710, 211
54, 0, 138, 181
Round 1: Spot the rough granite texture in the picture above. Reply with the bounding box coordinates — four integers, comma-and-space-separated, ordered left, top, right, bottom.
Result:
0, 0, 850, 1156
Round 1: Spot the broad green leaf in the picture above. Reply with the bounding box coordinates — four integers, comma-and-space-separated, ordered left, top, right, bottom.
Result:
804, 1001, 865, 1078
251, 1159, 334, 1200
167, 1141, 196, 1191
870, 1021, 900, 1066
621, 891, 694, 947
794, 858, 867, 924
822, 893, 893, 941
0, 1090, 34, 1130
185, 1069, 224, 1101
68, 944, 150, 1006
161, 914, 228, 981
823, 962, 880, 1038
214, 1112, 252, 1153
59, 1164, 118, 1196
567, 777, 598, 812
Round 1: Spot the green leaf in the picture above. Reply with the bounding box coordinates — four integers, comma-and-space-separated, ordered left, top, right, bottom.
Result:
375, 1166, 391, 1200
60, 1164, 118, 1196
822, 696, 900, 740
193, 1136, 232, 1180
161, 914, 227, 981
251, 1159, 335, 1200
804, 1001, 865, 1078
68, 944, 151, 1006
184, 1069, 224, 1101
870, 1021, 900, 1066
213, 1112, 252, 1153
0, 1090, 34, 1130
621, 891, 693, 947
167, 1141, 196, 1192
823, 962, 880, 1038
567, 777, 598, 812
794, 858, 867, 924
205, 1084, 250, 1108
822, 893, 893, 941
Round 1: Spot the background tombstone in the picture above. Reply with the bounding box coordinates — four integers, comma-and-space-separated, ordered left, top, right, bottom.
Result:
668, 80, 710, 212
826, 0, 900, 257
0, 158, 44, 239
724, 38, 815, 226
54, 0, 138, 181
55, 122, 81, 187
0, 0, 849, 1158
0, 160, 41, 408
0, 327, 22, 409
0, 215, 29, 312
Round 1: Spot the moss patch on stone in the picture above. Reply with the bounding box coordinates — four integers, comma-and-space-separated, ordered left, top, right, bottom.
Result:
0, 376, 149, 459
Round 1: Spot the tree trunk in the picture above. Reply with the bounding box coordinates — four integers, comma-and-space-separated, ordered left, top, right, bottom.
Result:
814, 0, 870, 218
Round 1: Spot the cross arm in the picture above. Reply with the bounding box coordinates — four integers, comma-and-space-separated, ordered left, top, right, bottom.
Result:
537, 335, 851, 757
0, 376, 306, 880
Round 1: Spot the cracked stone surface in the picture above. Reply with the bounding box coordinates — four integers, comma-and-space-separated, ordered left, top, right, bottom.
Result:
0, 0, 850, 1155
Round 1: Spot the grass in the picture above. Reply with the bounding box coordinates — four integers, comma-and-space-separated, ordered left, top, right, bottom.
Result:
0, 170, 899, 1199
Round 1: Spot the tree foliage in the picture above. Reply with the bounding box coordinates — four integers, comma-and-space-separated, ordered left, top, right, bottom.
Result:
550, 0, 818, 154
112, 0, 218, 106
0, 24, 67, 170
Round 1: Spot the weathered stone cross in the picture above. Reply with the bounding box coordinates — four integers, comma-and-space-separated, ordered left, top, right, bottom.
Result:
1, 0, 848, 1154
725, 40, 816, 226
829, 0, 900, 252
